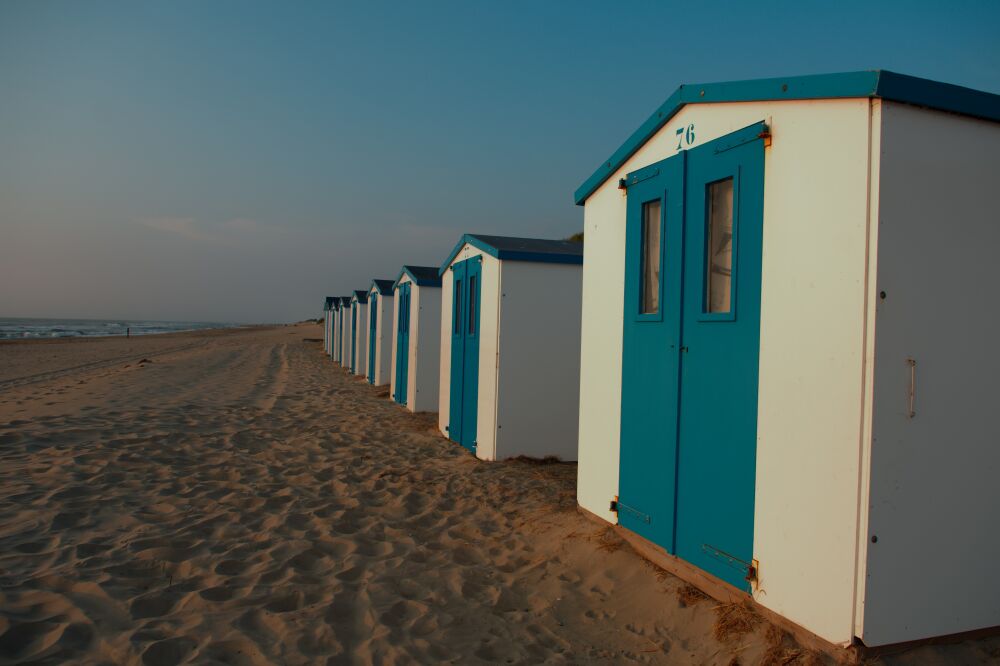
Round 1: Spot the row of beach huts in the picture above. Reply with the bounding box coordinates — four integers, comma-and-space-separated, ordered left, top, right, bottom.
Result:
320, 71, 1000, 657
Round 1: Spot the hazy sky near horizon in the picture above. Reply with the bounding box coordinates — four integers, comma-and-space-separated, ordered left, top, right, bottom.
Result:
2, 1, 998, 323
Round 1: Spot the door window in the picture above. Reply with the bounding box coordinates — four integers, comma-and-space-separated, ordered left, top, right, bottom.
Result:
641, 199, 662, 314
705, 178, 734, 314
468, 276, 477, 334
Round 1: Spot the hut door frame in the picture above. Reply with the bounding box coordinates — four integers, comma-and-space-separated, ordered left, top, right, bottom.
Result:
448, 256, 482, 452
619, 121, 767, 591
394, 283, 411, 405
368, 293, 378, 384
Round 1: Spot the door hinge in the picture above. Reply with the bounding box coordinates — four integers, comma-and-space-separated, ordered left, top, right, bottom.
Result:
616, 499, 651, 524
702, 543, 759, 585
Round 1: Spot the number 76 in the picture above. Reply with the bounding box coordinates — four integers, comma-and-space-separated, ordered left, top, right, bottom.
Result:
675, 124, 695, 150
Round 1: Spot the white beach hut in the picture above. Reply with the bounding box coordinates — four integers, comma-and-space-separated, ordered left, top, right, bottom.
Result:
437, 234, 583, 462
366, 279, 395, 385
331, 297, 346, 364
348, 290, 369, 377
573, 70, 1000, 652
338, 296, 352, 367
390, 266, 442, 412
322, 297, 334, 356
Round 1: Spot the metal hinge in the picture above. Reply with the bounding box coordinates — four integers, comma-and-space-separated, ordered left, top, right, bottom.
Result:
615, 499, 651, 524
702, 543, 758, 584
619, 167, 660, 192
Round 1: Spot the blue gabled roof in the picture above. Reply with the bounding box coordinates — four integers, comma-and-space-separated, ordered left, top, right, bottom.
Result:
439, 234, 584, 276
394, 265, 442, 289
323, 296, 334, 311
370, 279, 395, 295
575, 70, 1000, 206
332, 296, 349, 310
352, 290, 368, 304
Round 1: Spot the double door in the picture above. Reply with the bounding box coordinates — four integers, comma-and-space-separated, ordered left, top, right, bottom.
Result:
448, 257, 482, 451
368, 294, 378, 383
350, 305, 358, 373
394, 283, 412, 405
618, 122, 766, 591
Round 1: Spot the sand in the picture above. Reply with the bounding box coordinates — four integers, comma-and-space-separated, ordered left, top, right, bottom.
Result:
0, 324, 997, 664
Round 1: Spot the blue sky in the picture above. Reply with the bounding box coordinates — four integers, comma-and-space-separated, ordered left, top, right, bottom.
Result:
1, 0, 998, 323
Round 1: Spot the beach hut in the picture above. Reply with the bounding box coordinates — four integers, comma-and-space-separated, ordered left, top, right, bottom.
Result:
322, 297, 334, 355
331, 297, 346, 363
338, 296, 352, 367
349, 290, 369, 376
573, 70, 1000, 652
390, 266, 442, 411
437, 234, 583, 461
366, 279, 395, 385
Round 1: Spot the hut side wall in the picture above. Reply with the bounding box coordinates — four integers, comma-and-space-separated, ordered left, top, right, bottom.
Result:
340, 307, 350, 366
577, 98, 875, 645
493, 260, 582, 461
352, 302, 368, 376
371, 290, 393, 385
412, 283, 442, 412
324, 311, 331, 354
861, 101, 1000, 646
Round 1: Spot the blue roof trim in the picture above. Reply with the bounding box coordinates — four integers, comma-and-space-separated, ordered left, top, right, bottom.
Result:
369, 278, 395, 295
574, 70, 1000, 205
352, 290, 368, 304
438, 233, 584, 276
394, 265, 442, 290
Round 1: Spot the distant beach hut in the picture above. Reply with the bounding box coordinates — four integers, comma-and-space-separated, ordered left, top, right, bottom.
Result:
437, 234, 583, 461
331, 297, 346, 363
322, 297, 334, 356
390, 266, 442, 411
349, 290, 369, 376
366, 279, 396, 385
338, 296, 352, 367
573, 70, 1000, 651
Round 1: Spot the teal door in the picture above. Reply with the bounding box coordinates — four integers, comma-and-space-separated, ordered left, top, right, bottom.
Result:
350, 304, 357, 373
368, 294, 378, 383
394, 283, 411, 405
618, 122, 766, 591
448, 257, 482, 451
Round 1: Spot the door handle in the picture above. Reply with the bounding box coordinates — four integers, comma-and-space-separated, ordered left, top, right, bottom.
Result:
679, 346, 689, 353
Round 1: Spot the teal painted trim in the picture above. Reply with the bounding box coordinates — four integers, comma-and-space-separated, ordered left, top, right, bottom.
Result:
438, 234, 584, 276
874, 70, 1000, 124
393, 265, 443, 290
370, 279, 395, 295
574, 70, 1000, 205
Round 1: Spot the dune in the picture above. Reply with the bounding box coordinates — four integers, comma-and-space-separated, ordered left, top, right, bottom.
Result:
0, 325, 996, 664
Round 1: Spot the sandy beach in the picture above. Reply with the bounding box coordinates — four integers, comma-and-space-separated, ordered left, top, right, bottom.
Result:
0, 324, 996, 665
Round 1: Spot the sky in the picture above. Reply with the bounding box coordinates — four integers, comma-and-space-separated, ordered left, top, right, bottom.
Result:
1, 1, 998, 324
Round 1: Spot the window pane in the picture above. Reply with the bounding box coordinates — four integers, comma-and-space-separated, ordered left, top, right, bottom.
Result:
469, 276, 477, 335
454, 280, 462, 334
706, 178, 734, 313
641, 200, 661, 314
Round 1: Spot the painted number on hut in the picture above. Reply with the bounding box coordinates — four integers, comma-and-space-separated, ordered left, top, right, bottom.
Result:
675, 124, 695, 150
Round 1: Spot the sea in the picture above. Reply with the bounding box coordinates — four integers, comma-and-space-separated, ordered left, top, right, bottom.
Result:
0, 317, 235, 340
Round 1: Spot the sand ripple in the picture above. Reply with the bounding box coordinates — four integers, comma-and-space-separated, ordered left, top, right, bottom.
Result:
2, 326, 993, 664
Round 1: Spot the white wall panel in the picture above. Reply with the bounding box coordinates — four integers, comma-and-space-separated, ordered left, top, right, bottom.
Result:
494, 261, 582, 460
863, 102, 1000, 646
